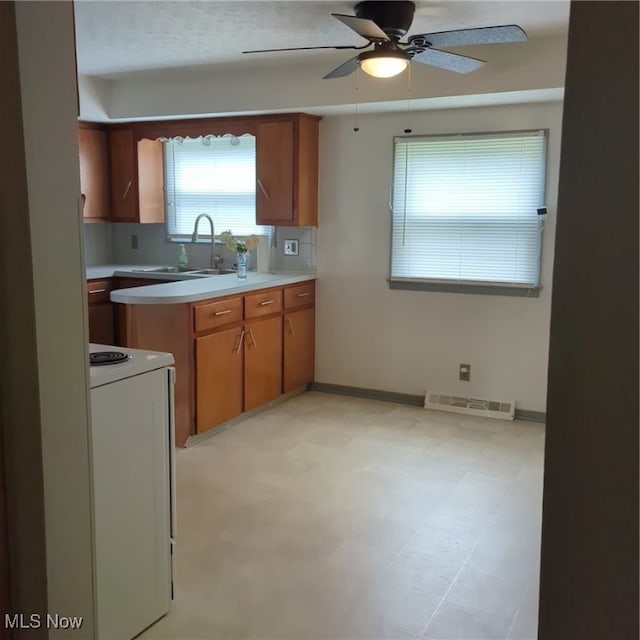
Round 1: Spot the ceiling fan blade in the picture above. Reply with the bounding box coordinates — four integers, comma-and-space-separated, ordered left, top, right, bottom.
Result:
410, 47, 485, 74
323, 55, 360, 79
332, 13, 390, 42
243, 44, 360, 54
410, 25, 527, 49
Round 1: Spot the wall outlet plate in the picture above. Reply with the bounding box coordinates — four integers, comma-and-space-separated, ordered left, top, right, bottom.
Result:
284, 239, 299, 256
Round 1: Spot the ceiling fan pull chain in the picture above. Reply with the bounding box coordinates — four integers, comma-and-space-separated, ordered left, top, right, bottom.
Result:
353, 70, 360, 132
404, 63, 412, 134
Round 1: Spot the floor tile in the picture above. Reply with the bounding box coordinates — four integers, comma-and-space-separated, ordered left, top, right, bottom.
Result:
423, 600, 512, 640
138, 391, 543, 640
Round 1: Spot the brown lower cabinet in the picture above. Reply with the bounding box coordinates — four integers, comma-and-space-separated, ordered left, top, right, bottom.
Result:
122, 280, 315, 446
196, 325, 243, 431
244, 315, 283, 411
283, 306, 315, 393
87, 279, 115, 344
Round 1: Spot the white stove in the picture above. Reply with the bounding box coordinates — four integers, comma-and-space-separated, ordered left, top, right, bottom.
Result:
88, 343, 176, 639
89, 343, 174, 388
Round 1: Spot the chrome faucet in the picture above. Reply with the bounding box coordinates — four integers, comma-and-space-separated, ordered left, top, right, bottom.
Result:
191, 214, 216, 268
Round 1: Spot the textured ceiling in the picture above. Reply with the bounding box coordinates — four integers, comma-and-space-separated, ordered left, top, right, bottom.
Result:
74, 0, 570, 77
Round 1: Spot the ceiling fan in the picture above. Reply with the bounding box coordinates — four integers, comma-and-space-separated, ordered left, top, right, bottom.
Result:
243, 1, 527, 79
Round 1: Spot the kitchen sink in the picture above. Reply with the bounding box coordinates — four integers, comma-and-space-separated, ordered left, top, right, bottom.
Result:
187, 268, 236, 275
131, 266, 194, 273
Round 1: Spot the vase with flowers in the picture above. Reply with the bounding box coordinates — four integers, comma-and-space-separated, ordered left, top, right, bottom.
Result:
220, 230, 259, 281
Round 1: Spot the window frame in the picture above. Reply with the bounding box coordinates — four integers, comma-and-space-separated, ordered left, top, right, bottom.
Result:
388, 129, 548, 297
162, 134, 269, 244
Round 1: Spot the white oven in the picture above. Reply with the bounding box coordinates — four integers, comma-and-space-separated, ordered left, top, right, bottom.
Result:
89, 344, 175, 640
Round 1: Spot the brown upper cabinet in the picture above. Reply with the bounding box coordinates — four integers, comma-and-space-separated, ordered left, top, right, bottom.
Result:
78, 123, 110, 222
256, 114, 319, 227
85, 112, 319, 226
109, 128, 165, 223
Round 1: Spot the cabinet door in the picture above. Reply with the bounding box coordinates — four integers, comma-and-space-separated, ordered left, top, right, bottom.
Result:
256, 121, 294, 225
88, 303, 115, 345
110, 129, 138, 222
196, 326, 243, 433
283, 307, 315, 393
79, 127, 109, 221
244, 315, 283, 411
110, 129, 164, 223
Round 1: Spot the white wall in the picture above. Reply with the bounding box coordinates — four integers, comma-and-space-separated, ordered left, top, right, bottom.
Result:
316, 101, 563, 412
88, 34, 567, 121
14, 1, 95, 635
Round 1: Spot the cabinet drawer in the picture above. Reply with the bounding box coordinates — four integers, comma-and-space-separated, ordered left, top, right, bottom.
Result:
244, 289, 283, 319
87, 279, 113, 306
194, 297, 242, 333
284, 281, 315, 309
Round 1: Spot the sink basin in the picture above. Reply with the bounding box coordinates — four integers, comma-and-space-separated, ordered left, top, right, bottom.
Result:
187, 268, 236, 275
131, 266, 194, 274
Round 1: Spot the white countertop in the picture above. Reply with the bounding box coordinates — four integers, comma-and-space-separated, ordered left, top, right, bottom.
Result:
99, 268, 315, 305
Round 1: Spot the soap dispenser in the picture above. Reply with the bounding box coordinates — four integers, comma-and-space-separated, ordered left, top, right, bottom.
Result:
178, 244, 189, 270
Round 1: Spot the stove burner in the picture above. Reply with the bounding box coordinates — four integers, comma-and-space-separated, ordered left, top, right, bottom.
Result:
90, 351, 130, 366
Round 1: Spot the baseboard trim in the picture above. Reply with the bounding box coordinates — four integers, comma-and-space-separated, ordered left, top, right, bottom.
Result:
513, 409, 546, 423
308, 382, 424, 407
308, 382, 546, 423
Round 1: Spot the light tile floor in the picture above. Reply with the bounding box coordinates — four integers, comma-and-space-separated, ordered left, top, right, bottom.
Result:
139, 392, 544, 640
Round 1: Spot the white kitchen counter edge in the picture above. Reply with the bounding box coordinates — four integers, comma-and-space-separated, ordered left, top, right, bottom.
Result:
110, 272, 316, 305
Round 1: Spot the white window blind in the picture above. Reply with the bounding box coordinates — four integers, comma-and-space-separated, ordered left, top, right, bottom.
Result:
164, 134, 269, 241
391, 130, 547, 288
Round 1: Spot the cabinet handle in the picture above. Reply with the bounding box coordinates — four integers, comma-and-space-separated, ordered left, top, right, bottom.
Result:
296, 292, 311, 298
122, 180, 132, 200
213, 309, 232, 316
247, 329, 257, 348
286, 317, 296, 336
256, 179, 270, 200
233, 330, 245, 354
88, 289, 106, 294
258, 300, 276, 307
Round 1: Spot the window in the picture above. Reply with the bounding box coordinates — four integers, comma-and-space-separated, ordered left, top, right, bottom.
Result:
391, 130, 547, 293
164, 134, 270, 241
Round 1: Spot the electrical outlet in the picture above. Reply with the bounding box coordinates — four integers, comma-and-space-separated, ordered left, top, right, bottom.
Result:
284, 239, 299, 256
131, 234, 138, 250
459, 363, 471, 381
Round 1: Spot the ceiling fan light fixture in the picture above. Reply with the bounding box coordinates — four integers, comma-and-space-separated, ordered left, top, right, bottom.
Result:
359, 50, 409, 78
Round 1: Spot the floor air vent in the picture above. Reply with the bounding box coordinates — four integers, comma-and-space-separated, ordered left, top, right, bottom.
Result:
424, 391, 515, 420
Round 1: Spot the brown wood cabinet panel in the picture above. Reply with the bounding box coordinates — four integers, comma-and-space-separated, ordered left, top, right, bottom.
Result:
109, 129, 138, 221
123, 303, 193, 447
88, 303, 115, 345
284, 281, 315, 310
138, 138, 165, 223
194, 296, 243, 333
109, 129, 164, 223
87, 278, 113, 305
295, 115, 320, 227
255, 115, 319, 227
256, 120, 294, 225
196, 326, 243, 433
244, 288, 283, 320
115, 277, 172, 289
78, 125, 109, 221
283, 307, 315, 393
244, 315, 282, 412
87, 279, 115, 344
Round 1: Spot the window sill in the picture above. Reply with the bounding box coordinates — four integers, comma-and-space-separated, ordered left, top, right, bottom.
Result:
388, 279, 541, 298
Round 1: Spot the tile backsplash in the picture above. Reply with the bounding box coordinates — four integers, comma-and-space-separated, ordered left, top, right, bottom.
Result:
83, 223, 112, 265
84, 221, 317, 272
271, 226, 316, 271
